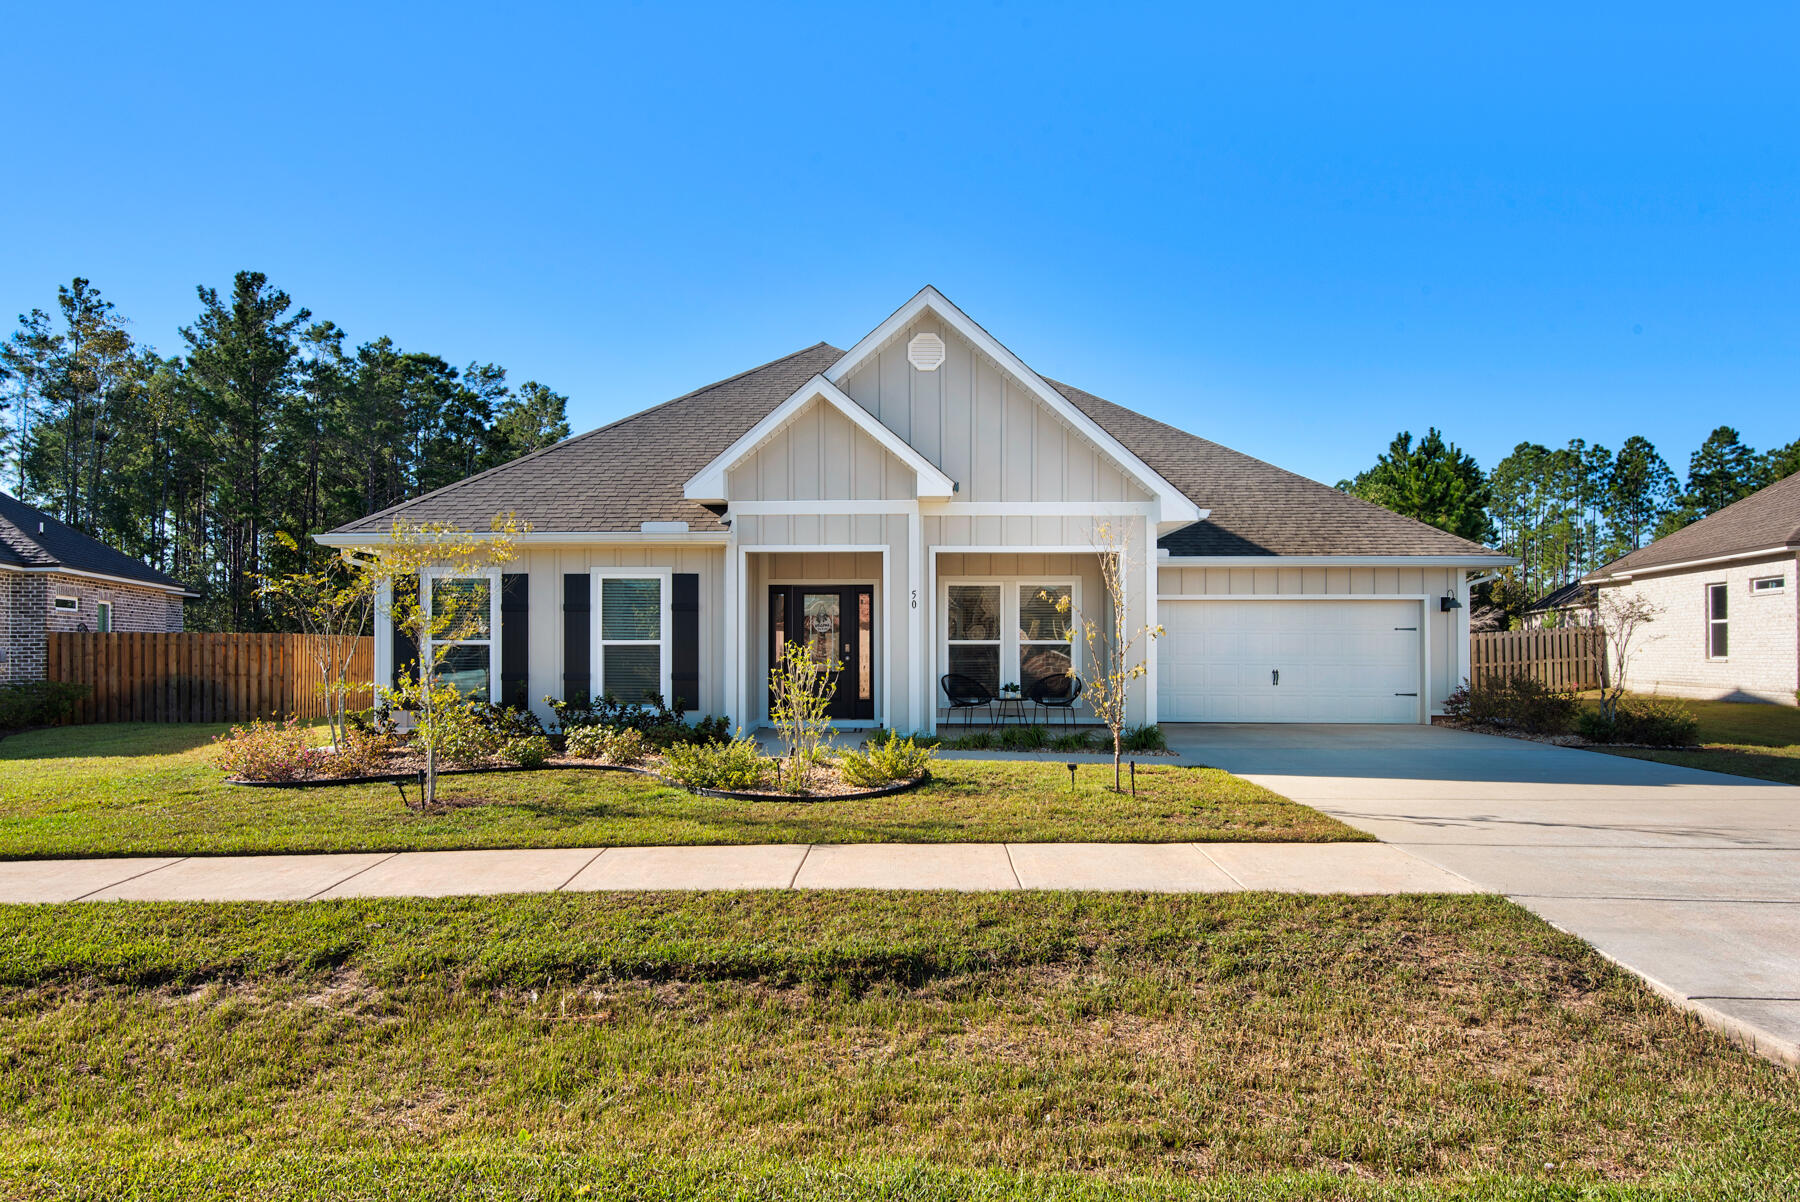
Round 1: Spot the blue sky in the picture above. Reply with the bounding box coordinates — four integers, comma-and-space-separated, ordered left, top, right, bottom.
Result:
3, 2, 1794, 487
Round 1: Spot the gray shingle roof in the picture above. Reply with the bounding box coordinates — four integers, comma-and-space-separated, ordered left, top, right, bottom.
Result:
0, 491, 192, 592
1586, 470, 1800, 580
327, 343, 1505, 559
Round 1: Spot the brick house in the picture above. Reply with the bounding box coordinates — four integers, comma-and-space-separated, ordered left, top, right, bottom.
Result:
1584, 472, 1800, 705
0, 491, 193, 684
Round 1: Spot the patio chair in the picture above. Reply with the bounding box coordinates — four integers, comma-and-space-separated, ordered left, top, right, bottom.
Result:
1027, 674, 1083, 729
940, 673, 997, 728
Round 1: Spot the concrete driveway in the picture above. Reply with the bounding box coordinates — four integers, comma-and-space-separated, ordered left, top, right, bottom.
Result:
1166, 722, 1800, 1066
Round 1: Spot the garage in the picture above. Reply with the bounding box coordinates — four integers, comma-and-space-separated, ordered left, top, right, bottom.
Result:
1157, 598, 1425, 723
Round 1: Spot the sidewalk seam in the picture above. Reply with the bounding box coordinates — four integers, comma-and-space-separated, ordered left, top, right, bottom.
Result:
71, 856, 190, 902
786, 845, 813, 889
1001, 844, 1023, 890
307, 852, 400, 900
1193, 845, 1245, 889
556, 848, 608, 892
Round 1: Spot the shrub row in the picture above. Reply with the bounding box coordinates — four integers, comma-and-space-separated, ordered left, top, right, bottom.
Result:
1446, 674, 1698, 747
0, 681, 91, 730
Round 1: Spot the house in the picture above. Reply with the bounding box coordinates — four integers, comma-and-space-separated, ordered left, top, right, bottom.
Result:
1584, 471, 1800, 705
1522, 580, 1598, 628
317, 288, 1512, 731
0, 491, 193, 683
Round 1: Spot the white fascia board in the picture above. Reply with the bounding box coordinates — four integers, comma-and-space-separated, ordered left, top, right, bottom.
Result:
314, 530, 729, 549
0, 561, 198, 597
823, 286, 1202, 525
1589, 544, 1798, 582
682, 374, 956, 503
1158, 554, 1518, 568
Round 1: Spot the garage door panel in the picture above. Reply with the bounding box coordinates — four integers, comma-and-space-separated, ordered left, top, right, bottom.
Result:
1158, 599, 1423, 724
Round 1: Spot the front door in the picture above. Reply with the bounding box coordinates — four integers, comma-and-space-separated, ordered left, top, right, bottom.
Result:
769, 585, 875, 721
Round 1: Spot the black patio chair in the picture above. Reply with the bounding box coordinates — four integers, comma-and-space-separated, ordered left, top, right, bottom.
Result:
1027, 674, 1083, 729
940, 673, 997, 729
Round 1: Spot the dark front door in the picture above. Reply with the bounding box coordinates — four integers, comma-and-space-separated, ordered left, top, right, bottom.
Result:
769, 585, 874, 721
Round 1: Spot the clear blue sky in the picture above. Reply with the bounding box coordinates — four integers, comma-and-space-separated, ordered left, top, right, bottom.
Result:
3, 2, 1794, 487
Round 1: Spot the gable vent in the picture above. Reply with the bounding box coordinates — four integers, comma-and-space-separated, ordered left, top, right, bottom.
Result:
906, 332, 946, 372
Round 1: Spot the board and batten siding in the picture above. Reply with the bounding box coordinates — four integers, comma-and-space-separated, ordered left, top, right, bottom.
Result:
516, 544, 726, 726
838, 317, 1151, 505
1157, 564, 1462, 713
726, 397, 915, 504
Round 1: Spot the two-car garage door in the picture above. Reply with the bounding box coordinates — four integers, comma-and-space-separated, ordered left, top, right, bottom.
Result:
1158, 599, 1424, 724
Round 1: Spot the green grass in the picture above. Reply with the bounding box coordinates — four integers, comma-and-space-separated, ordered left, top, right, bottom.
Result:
1580, 695, 1800, 784
0, 724, 1355, 858
0, 892, 1794, 1200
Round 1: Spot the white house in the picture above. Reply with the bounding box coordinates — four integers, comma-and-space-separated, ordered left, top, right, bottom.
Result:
1584, 472, 1800, 705
317, 287, 1512, 731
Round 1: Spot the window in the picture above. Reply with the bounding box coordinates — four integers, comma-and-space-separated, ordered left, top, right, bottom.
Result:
1752, 575, 1786, 595
95, 602, 112, 633
593, 569, 671, 705
943, 578, 1079, 700
1706, 582, 1728, 659
53, 596, 77, 613
423, 571, 497, 701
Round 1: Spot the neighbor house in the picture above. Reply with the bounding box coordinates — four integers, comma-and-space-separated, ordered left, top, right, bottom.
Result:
317, 288, 1512, 731
1584, 471, 1800, 705
1522, 580, 1597, 628
0, 491, 193, 683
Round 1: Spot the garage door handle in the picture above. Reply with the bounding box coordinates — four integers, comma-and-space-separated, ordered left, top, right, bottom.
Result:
1393, 626, 1417, 631
1394, 692, 1417, 697
1271, 669, 1279, 686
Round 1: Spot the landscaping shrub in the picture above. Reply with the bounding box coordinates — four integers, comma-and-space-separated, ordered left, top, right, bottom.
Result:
1583, 696, 1699, 747
548, 693, 728, 749
344, 704, 396, 735
211, 717, 323, 782
322, 726, 401, 778
0, 681, 90, 729
947, 730, 995, 750
839, 730, 936, 788
996, 724, 1049, 751
501, 733, 554, 768
1049, 730, 1099, 752
563, 724, 648, 765
660, 736, 770, 791
1445, 674, 1577, 735
1122, 723, 1167, 752
1575, 707, 1617, 743
433, 700, 546, 767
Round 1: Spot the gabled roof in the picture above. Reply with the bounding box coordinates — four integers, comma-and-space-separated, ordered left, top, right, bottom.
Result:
0, 491, 193, 594
1587, 471, 1800, 580
684, 375, 956, 502
1524, 580, 1594, 613
322, 311, 1504, 560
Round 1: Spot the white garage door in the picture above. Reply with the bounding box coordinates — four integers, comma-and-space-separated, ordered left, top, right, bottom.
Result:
1158, 599, 1423, 723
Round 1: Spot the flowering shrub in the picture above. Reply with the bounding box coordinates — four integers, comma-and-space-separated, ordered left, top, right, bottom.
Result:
321, 726, 402, 778
212, 717, 323, 782
564, 725, 647, 765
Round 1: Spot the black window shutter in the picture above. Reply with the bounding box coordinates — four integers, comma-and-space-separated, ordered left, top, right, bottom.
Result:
562, 573, 590, 705
391, 574, 418, 689
500, 573, 529, 710
671, 572, 700, 714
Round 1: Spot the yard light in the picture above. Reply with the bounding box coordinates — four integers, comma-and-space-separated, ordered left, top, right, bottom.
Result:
1066, 762, 1078, 790
1129, 760, 1136, 796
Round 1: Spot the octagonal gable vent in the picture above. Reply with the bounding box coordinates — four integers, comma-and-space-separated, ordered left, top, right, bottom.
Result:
906, 331, 946, 371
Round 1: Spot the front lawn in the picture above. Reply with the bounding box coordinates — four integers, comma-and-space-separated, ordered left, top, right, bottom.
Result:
0, 724, 1355, 858
1, 892, 1792, 1200
1581, 695, 1800, 784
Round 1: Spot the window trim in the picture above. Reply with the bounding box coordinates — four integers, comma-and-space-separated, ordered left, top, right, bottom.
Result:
939, 575, 1081, 702
53, 595, 78, 613
95, 601, 112, 633
590, 567, 673, 706
420, 567, 502, 702
1705, 581, 1729, 660
1750, 575, 1786, 595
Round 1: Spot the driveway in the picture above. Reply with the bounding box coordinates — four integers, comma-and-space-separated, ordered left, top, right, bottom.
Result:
1167, 722, 1800, 1066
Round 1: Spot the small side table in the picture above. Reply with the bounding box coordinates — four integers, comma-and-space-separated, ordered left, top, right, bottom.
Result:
993, 694, 1027, 725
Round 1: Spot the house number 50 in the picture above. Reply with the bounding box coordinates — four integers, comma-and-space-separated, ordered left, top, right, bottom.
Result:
910, 589, 918, 609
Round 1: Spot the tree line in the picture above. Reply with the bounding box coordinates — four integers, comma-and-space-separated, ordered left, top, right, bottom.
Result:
0, 273, 570, 631
1340, 426, 1800, 614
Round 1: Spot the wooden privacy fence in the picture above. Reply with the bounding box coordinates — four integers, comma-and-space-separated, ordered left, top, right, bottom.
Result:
1470, 628, 1606, 692
47, 633, 375, 725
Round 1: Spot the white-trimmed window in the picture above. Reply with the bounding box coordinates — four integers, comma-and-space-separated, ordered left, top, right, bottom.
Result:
422, 568, 500, 701
1751, 575, 1786, 595
942, 578, 1079, 698
95, 602, 112, 633
592, 568, 672, 705
53, 596, 78, 614
1706, 582, 1728, 659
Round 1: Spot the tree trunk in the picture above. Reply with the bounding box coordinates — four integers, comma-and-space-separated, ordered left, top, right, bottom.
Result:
1113, 731, 1123, 792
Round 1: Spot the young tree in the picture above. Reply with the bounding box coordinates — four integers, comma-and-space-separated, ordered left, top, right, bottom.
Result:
1339, 428, 1494, 543
1604, 436, 1678, 555
1594, 589, 1664, 722
767, 641, 838, 792
372, 515, 526, 809
258, 534, 377, 752
1056, 521, 1161, 791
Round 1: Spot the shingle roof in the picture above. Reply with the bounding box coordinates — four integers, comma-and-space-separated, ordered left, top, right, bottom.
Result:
327, 343, 1504, 559
1524, 580, 1593, 613
0, 492, 192, 592
1586, 471, 1800, 580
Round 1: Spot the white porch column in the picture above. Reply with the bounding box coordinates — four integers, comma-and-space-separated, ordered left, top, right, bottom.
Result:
1143, 516, 1159, 727
907, 507, 923, 731
723, 537, 742, 730
372, 578, 393, 692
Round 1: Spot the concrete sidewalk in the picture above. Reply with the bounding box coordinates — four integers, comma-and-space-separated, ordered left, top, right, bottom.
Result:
0, 841, 1476, 902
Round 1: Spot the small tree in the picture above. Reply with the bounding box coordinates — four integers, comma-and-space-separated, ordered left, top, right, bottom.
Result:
1595, 588, 1663, 721
371, 515, 525, 808
258, 534, 375, 751
1056, 521, 1162, 791
768, 640, 838, 793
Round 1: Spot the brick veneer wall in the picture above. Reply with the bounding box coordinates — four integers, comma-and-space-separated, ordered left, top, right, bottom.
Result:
1, 571, 186, 684
1599, 552, 1800, 705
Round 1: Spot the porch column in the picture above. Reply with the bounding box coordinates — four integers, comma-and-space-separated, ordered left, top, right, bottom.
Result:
372, 578, 393, 692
